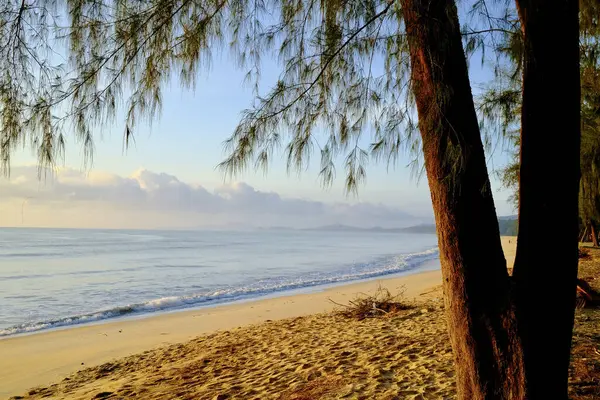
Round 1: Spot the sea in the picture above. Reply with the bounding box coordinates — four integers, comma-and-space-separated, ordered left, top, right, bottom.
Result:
0, 227, 439, 337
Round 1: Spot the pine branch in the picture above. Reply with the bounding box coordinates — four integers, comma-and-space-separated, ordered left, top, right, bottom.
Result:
254, 0, 395, 123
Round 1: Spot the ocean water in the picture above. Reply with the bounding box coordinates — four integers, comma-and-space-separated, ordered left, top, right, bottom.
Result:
0, 227, 439, 337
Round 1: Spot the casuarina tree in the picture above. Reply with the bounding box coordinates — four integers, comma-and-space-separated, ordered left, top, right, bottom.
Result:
0, 0, 581, 398
482, 0, 599, 248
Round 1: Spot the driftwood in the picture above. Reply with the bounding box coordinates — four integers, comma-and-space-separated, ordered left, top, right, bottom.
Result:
329, 285, 413, 320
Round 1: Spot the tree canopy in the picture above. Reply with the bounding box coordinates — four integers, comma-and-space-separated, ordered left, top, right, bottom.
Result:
580, 1, 600, 229
1, 1, 585, 397
481, 0, 600, 230
1, 0, 518, 190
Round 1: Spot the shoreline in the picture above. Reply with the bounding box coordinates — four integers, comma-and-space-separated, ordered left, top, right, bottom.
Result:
1, 266, 443, 398
2, 236, 517, 398
0, 255, 440, 340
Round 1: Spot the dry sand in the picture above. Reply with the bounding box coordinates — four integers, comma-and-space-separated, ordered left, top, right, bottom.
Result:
16, 299, 452, 400
2, 237, 520, 399
1, 269, 442, 398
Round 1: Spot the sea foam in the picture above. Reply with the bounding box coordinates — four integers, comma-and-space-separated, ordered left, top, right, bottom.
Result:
0, 247, 438, 337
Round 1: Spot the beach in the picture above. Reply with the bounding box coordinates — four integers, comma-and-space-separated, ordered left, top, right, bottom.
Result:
13, 294, 452, 400
8, 236, 599, 400
1, 268, 442, 398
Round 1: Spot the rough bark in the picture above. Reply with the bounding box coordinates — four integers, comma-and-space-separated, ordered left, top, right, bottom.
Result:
399, 0, 579, 396
400, 0, 525, 398
513, 0, 581, 398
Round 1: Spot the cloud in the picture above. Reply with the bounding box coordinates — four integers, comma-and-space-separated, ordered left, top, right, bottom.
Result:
0, 166, 419, 229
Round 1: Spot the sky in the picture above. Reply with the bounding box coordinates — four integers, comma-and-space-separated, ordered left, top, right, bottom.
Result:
2, 10, 516, 229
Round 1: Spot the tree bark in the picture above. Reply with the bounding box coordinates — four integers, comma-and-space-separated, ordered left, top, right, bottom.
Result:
400, 0, 525, 398
401, 0, 580, 398
513, 0, 580, 398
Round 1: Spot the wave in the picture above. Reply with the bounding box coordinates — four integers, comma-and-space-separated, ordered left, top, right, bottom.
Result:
0, 247, 439, 337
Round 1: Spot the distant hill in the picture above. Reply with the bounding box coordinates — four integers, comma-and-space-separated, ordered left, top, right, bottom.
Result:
498, 217, 518, 236
398, 224, 436, 234
307, 215, 518, 236
308, 224, 357, 231
397, 219, 518, 236
306, 224, 436, 234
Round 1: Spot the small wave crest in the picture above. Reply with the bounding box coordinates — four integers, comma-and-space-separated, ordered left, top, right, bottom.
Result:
0, 247, 439, 337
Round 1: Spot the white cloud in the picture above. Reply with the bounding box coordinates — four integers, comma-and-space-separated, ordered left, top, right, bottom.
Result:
0, 166, 421, 229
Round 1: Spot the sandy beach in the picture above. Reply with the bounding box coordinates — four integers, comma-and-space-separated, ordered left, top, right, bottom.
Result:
1, 265, 443, 398
5, 236, 598, 400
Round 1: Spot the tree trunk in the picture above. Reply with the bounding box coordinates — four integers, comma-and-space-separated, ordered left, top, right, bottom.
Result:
400, 0, 525, 398
513, 0, 581, 398
402, 0, 580, 398
590, 221, 598, 247
591, 223, 599, 247
580, 224, 588, 243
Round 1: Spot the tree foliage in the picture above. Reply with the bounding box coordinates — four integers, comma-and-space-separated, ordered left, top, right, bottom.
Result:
481, 0, 600, 223
1, 1, 584, 396
1, 0, 517, 191
579, 0, 600, 227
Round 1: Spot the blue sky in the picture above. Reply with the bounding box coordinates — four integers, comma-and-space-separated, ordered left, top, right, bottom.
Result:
7, 14, 516, 226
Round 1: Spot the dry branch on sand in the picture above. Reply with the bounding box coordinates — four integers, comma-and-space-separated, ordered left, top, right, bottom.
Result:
329, 286, 414, 320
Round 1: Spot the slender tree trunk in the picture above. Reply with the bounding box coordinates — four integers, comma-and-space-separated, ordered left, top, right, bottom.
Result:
400, 0, 525, 398
591, 223, 599, 247
580, 224, 588, 243
513, 0, 581, 398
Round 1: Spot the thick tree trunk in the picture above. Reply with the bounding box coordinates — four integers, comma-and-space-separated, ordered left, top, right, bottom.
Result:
402, 0, 580, 397
400, 0, 525, 398
513, 0, 580, 398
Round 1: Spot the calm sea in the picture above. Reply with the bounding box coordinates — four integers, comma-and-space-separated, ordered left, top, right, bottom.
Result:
0, 227, 439, 337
